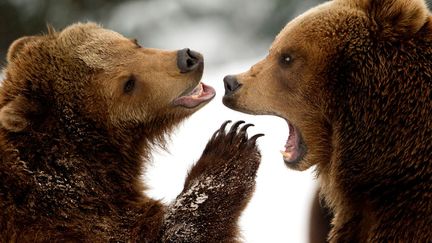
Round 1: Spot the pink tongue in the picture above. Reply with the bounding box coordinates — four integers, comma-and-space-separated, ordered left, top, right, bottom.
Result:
173, 83, 216, 108
281, 123, 301, 163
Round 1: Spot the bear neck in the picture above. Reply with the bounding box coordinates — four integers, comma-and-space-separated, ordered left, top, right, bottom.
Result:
321, 38, 431, 215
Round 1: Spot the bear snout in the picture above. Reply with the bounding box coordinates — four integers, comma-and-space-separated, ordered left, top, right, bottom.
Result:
177, 48, 203, 73
223, 75, 242, 96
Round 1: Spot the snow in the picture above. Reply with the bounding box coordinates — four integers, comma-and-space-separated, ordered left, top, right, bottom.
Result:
168, 175, 216, 217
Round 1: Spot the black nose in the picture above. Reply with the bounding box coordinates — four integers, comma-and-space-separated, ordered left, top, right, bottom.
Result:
177, 48, 203, 73
223, 75, 242, 95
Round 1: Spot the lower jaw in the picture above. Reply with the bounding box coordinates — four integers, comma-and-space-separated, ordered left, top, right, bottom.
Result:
283, 147, 308, 171
174, 83, 216, 109
282, 123, 309, 171
181, 98, 213, 109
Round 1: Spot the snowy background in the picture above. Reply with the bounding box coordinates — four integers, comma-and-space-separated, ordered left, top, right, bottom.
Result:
0, 0, 340, 242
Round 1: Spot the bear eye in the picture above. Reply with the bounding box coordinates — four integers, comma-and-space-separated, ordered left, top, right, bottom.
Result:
123, 75, 136, 94
280, 54, 293, 66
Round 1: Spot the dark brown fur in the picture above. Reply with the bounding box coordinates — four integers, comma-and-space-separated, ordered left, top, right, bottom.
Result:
0, 23, 261, 242
223, 0, 432, 242
309, 191, 332, 243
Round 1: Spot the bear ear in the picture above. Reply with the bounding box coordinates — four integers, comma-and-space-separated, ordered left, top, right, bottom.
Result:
0, 96, 32, 132
6, 36, 39, 63
358, 0, 429, 39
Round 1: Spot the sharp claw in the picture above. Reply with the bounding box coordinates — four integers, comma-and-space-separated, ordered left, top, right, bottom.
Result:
211, 130, 219, 141
239, 123, 254, 134
211, 120, 232, 141
248, 133, 265, 146
228, 120, 245, 135
219, 120, 232, 134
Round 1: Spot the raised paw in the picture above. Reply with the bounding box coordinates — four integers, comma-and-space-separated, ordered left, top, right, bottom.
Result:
205, 120, 264, 155
163, 121, 265, 242
184, 120, 264, 192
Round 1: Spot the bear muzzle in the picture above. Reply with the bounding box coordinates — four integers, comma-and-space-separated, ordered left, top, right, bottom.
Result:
177, 48, 203, 73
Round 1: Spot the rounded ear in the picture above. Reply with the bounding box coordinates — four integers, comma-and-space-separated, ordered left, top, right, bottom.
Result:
0, 96, 32, 132
6, 36, 39, 63
359, 0, 429, 39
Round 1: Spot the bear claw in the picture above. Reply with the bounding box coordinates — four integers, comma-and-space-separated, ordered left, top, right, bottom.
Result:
209, 120, 264, 149
227, 120, 246, 140
248, 133, 265, 147
240, 123, 255, 134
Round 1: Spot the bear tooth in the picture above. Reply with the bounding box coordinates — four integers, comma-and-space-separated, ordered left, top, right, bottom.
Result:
280, 150, 292, 158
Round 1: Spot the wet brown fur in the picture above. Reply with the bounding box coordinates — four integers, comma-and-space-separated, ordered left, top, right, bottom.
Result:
223, 0, 432, 242
0, 23, 261, 242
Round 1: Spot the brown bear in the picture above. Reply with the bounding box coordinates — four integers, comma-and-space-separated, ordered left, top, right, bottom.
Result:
0, 22, 263, 242
222, 0, 432, 242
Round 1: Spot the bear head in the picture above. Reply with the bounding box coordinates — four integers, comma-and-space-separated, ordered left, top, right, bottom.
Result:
0, 23, 215, 151
223, 0, 430, 171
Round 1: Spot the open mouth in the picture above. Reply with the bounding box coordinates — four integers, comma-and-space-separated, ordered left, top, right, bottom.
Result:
280, 121, 307, 165
173, 82, 216, 108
